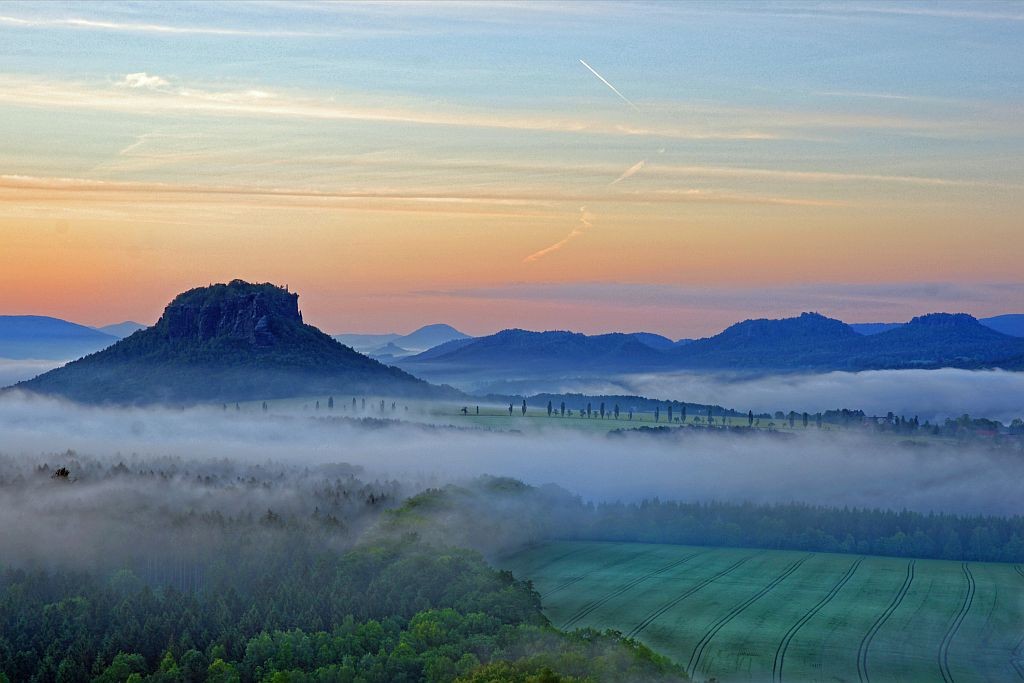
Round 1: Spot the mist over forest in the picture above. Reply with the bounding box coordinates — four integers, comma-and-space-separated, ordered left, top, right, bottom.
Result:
2, 391, 1020, 517
490, 368, 1024, 425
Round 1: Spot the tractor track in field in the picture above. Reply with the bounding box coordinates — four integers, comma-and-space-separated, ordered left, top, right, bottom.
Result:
560, 550, 707, 630
528, 543, 612, 575
541, 546, 660, 599
938, 563, 976, 683
856, 559, 915, 683
626, 552, 760, 639
1014, 566, 1024, 679
687, 554, 812, 677
772, 556, 863, 683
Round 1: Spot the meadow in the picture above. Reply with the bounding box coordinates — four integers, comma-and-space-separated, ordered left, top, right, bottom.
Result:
503, 541, 1024, 683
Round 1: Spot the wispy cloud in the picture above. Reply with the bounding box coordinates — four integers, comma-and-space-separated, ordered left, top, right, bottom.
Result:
0, 13, 379, 37
287, 156, 1017, 191
523, 206, 593, 263
609, 160, 646, 186
0, 174, 846, 210
0, 74, 780, 141
840, 4, 1024, 23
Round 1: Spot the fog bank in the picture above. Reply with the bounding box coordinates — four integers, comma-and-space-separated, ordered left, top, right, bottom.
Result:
0, 358, 64, 386
1, 392, 1020, 517
513, 368, 1024, 424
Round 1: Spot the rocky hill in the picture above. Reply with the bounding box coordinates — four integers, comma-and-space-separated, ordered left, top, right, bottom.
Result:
13, 280, 448, 404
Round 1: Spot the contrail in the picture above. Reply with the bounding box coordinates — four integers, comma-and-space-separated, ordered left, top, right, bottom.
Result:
523, 207, 593, 263
610, 159, 646, 185
579, 59, 640, 112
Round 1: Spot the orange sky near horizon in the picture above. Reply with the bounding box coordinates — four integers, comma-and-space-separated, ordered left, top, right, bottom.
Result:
1, 2, 1022, 337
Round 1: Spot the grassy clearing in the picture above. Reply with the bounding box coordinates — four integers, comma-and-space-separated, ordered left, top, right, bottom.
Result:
502, 541, 1024, 682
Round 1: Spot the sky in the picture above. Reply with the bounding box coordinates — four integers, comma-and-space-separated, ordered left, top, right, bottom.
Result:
0, 0, 1021, 337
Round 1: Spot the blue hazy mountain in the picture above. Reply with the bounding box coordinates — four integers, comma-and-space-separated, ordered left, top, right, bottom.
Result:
13, 280, 446, 404
96, 321, 147, 338
848, 322, 903, 335
667, 312, 861, 369
975, 314, 1024, 337
332, 331, 401, 350
403, 329, 671, 375
849, 313, 1024, 369
665, 312, 1024, 370
402, 312, 1024, 377
335, 323, 470, 357
397, 324, 470, 351
630, 332, 677, 350
0, 315, 118, 360
851, 314, 1024, 337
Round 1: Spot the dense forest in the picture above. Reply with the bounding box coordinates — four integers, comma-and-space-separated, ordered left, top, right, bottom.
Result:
0, 455, 681, 682
2, 451, 1022, 681
0, 542, 682, 682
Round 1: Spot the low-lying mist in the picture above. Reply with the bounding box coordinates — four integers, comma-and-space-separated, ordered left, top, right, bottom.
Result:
505, 368, 1024, 424
1, 391, 1020, 519
0, 358, 64, 386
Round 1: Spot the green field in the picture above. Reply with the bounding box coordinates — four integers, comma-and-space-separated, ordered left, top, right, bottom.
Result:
503, 541, 1024, 682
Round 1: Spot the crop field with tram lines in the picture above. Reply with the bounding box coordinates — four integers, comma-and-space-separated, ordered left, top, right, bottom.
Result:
502, 541, 1024, 683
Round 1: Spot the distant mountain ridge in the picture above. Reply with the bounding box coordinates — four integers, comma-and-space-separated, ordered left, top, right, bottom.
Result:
0, 316, 117, 359
400, 311, 1024, 379
96, 321, 147, 338
13, 280, 447, 404
851, 314, 1024, 337
334, 323, 470, 358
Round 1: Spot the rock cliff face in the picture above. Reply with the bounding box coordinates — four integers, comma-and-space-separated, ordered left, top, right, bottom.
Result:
160, 280, 301, 346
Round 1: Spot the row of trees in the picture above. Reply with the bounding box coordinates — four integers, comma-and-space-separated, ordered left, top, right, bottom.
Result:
396, 478, 1024, 566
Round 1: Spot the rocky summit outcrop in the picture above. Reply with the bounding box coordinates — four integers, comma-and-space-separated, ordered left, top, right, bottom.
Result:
12, 280, 451, 405
161, 280, 300, 346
